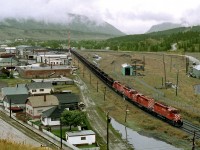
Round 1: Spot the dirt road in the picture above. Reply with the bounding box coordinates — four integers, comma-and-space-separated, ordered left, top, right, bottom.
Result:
75, 75, 131, 150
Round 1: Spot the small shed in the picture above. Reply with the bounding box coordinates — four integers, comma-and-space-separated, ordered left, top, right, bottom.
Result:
66, 130, 96, 145
121, 63, 135, 76
192, 65, 200, 78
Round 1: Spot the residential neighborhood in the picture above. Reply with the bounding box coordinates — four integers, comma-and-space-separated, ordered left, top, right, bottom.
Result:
0, 45, 98, 150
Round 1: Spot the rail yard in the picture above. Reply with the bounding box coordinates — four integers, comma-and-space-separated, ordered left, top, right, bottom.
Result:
72, 49, 200, 150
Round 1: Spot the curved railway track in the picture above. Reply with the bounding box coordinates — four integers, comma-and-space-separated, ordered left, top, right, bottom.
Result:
0, 111, 62, 150
71, 50, 200, 140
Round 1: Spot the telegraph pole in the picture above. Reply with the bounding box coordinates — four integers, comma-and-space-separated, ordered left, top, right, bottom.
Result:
96, 80, 98, 92
163, 55, 166, 87
125, 105, 129, 123
60, 118, 62, 149
176, 70, 179, 96
107, 112, 111, 150
192, 131, 196, 150
104, 87, 106, 101
9, 99, 11, 118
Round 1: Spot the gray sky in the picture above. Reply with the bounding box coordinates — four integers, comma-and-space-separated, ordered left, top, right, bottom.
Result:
1, 0, 200, 34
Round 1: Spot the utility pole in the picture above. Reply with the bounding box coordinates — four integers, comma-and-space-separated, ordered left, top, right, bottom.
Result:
163, 54, 166, 87
9, 99, 11, 118
90, 73, 91, 84
96, 80, 98, 92
192, 131, 196, 150
176, 70, 179, 96
104, 87, 106, 101
60, 118, 62, 149
83, 66, 85, 78
107, 111, 111, 150
170, 56, 172, 72
125, 105, 129, 123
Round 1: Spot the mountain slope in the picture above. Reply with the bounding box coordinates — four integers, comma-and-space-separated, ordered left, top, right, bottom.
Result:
146, 22, 183, 33
0, 16, 125, 40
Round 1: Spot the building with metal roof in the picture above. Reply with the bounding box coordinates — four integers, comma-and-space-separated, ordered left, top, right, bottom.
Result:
191, 65, 200, 78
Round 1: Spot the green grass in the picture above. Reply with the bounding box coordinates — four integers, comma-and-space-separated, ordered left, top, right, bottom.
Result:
0, 78, 31, 86
74, 52, 197, 150
51, 127, 79, 139
77, 143, 98, 148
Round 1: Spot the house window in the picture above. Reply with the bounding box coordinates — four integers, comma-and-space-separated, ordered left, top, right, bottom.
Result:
40, 89, 44, 92
32, 89, 36, 92
81, 137, 86, 140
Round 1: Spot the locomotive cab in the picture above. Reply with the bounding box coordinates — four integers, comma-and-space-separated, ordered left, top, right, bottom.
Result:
168, 108, 183, 127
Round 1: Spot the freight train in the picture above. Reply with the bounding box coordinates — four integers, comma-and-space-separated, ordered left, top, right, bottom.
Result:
72, 50, 183, 127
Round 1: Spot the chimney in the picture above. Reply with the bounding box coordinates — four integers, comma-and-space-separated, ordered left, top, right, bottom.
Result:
44, 95, 46, 102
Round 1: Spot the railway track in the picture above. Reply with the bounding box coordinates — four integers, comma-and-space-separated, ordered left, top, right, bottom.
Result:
72, 50, 200, 139
0, 111, 62, 150
181, 120, 200, 139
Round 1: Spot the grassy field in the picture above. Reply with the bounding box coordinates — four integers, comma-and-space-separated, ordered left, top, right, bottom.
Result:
0, 139, 46, 150
74, 50, 200, 150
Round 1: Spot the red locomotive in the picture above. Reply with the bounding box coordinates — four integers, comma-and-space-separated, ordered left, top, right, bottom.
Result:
112, 81, 183, 127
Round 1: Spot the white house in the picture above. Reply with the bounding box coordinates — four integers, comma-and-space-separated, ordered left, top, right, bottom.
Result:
66, 130, 96, 145
41, 106, 62, 126
26, 82, 54, 95
36, 54, 68, 65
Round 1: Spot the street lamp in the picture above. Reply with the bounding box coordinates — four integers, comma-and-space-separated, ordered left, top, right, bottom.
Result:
107, 111, 111, 150
125, 105, 129, 123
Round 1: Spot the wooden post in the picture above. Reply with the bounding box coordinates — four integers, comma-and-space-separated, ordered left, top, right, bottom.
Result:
60, 118, 62, 149
104, 87, 106, 101
97, 80, 98, 92
125, 105, 129, 123
176, 70, 179, 96
163, 55, 166, 87
9, 99, 11, 118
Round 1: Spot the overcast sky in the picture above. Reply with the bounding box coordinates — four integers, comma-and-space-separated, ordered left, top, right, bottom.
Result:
1, 0, 200, 34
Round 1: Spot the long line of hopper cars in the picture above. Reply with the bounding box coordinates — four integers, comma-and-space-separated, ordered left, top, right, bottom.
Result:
71, 50, 183, 127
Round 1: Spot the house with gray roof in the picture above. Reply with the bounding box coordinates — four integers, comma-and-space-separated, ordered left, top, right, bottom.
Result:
41, 106, 64, 126
3, 94, 29, 112
26, 95, 59, 119
1, 84, 28, 97
26, 82, 54, 95
41, 93, 81, 126
55, 93, 80, 110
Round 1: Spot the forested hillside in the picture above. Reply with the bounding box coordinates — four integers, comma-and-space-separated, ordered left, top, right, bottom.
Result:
72, 25, 200, 52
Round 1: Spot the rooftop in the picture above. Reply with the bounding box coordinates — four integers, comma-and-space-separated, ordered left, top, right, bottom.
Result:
66, 130, 95, 137
27, 95, 59, 107
2, 84, 28, 96
26, 82, 53, 90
